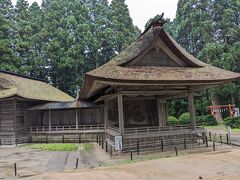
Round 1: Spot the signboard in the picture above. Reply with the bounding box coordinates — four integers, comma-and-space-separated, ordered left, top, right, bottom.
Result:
233, 108, 240, 117
114, 136, 122, 151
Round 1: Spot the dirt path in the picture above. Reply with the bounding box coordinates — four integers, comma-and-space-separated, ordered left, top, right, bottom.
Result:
24, 148, 240, 180
0, 143, 110, 178
45, 152, 69, 172
206, 127, 240, 146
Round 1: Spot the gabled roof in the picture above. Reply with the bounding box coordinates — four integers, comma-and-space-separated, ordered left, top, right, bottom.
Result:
0, 70, 75, 102
79, 24, 240, 100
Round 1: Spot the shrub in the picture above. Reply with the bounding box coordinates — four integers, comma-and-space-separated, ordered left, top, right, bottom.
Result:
178, 112, 190, 124
168, 116, 178, 125
196, 115, 217, 126
224, 117, 240, 128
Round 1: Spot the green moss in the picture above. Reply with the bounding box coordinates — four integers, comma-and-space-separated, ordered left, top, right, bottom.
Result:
26, 143, 79, 151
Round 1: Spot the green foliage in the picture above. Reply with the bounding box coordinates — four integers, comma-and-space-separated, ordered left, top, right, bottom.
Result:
168, 99, 188, 118
0, 0, 19, 71
110, 0, 141, 52
223, 117, 240, 128
163, 0, 240, 115
168, 116, 178, 125
26, 143, 79, 151
196, 115, 217, 126
178, 112, 190, 124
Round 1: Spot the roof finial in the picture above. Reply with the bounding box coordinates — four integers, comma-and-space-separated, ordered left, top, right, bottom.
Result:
139, 13, 166, 38
152, 12, 165, 27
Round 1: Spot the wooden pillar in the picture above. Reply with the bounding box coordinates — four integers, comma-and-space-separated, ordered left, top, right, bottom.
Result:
75, 108, 78, 130
48, 109, 51, 131
118, 94, 124, 136
24, 102, 27, 132
165, 102, 169, 125
157, 99, 167, 126
13, 98, 17, 134
104, 103, 108, 131
188, 91, 196, 130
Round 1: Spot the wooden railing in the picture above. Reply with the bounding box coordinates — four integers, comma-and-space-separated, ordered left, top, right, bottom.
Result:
107, 126, 120, 133
27, 124, 105, 133
124, 124, 204, 135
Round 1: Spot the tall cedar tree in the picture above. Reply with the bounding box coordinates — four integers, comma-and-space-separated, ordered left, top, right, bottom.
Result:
156, 0, 240, 120
110, 0, 140, 53
0, 0, 19, 71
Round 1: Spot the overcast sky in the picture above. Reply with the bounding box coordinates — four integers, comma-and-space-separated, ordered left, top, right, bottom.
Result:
11, 0, 178, 31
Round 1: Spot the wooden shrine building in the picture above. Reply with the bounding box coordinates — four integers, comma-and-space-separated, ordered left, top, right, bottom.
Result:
78, 19, 240, 151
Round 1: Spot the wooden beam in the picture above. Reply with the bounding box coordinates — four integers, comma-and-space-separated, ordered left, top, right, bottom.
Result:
188, 91, 196, 130
157, 99, 167, 126
13, 98, 16, 134
94, 93, 118, 103
24, 102, 27, 132
75, 108, 78, 130
118, 94, 124, 136
104, 102, 108, 131
165, 102, 169, 126
122, 90, 189, 95
99, 80, 228, 87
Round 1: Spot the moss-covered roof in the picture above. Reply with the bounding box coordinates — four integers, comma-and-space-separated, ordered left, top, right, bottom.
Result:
79, 26, 240, 100
0, 71, 74, 102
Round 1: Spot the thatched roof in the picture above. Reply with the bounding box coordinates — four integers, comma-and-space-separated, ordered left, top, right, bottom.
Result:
28, 100, 96, 110
79, 25, 240, 100
0, 70, 74, 102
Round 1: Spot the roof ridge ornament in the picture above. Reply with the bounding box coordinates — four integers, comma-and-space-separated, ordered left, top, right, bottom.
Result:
140, 13, 166, 38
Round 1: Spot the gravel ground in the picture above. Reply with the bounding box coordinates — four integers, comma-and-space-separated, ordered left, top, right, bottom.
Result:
23, 148, 240, 180
0, 141, 237, 180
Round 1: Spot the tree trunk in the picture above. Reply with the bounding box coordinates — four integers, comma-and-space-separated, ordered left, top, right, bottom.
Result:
231, 94, 236, 105
211, 93, 223, 122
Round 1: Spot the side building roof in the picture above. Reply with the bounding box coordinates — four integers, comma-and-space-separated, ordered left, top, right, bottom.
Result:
0, 70, 75, 102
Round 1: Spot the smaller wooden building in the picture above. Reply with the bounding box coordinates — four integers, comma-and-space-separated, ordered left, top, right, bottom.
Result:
0, 70, 74, 144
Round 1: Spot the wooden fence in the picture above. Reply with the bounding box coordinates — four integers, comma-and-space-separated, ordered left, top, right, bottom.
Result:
26, 124, 105, 133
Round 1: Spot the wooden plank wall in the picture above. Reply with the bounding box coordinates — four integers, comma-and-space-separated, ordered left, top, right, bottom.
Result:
107, 98, 119, 126
26, 108, 104, 127
132, 48, 180, 67
123, 99, 158, 127
16, 101, 26, 134
0, 100, 15, 134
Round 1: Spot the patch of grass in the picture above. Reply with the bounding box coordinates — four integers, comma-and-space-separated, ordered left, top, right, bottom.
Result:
83, 143, 93, 152
26, 143, 79, 151
204, 124, 240, 134
204, 124, 226, 130
232, 128, 240, 133
204, 125, 220, 129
